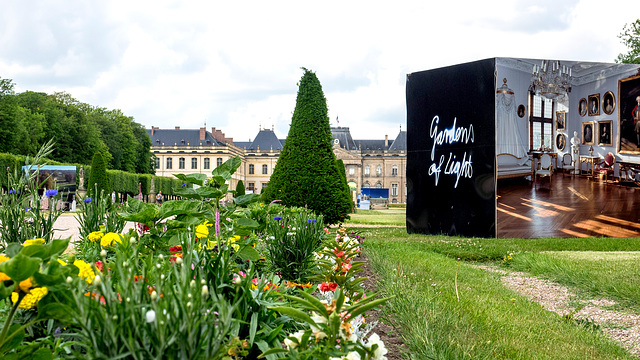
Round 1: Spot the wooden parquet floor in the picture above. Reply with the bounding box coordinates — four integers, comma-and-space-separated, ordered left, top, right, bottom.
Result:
497, 174, 640, 238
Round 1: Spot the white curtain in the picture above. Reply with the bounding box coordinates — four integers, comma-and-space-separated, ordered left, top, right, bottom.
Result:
496, 81, 528, 159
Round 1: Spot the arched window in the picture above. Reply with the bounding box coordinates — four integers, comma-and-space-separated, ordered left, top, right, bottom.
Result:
375, 182, 382, 188
376, 165, 382, 176
363, 182, 370, 188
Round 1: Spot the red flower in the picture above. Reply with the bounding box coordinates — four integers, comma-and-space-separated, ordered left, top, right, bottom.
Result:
318, 282, 338, 292
333, 250, 345, 258
94, 260, 103, 272
169, 245, 182, 253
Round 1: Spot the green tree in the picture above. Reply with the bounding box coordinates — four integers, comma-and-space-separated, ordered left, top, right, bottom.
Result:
0, 78, 18, 153
88, 152, 110, 197
262, 68, 351, 224
616, 19, 640, 64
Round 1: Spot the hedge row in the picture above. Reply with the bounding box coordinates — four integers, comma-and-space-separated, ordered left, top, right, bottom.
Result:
0, 152, 182, 196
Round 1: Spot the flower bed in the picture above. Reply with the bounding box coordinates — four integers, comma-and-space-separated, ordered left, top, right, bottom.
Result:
0, 153, 390, 359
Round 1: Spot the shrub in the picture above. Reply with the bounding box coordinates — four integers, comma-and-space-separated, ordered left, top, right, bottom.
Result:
87, 152, 110, 198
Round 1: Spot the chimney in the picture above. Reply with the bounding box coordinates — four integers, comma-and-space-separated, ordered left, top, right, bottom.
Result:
385, 135, 389, 147
151, 126, 159, 135
175, 126, 180, 130
199, 127, 206, 141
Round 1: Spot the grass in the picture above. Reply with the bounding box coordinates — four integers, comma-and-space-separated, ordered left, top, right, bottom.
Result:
351, 211, 640, 359
346, 209, 406, 226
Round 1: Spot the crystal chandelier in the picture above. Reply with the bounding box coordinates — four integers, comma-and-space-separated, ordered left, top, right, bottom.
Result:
530, 60, 572, 100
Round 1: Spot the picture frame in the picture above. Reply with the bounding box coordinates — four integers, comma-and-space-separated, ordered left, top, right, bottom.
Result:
578, 98, 587, 117
556, 133, 566, 151
588, 93, 600, 116
603, 91, 615, 115
597, 120, 613, 146
617, 74, 640, 154
517, 104, 525, 118
582, 121, 594, 145
556, 111, 566, 131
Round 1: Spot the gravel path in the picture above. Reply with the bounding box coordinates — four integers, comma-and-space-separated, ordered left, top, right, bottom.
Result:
52, 212, 135, 245
478, 265, 640, 356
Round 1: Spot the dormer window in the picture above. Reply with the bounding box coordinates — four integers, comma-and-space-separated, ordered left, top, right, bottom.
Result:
181, 139, 185, 144
156, 139, 160, 144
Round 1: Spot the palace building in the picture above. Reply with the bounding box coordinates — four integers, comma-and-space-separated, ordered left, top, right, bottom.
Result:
147, 125, 407, 204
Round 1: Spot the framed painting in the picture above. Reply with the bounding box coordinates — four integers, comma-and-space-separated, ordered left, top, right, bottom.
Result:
588, 93, 600, 116
556, 111, 566, 130
517, 104, 525, 118
582, 121, 594, 145
556, 133, 566, 151
598, 120, 613, 146
578, 98, 587, 117
618, 74, 640, 154
603, 91, 615, 115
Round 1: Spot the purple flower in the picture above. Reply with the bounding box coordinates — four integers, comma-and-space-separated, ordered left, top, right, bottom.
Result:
8, 190, 16, 194
273, 216, 283, 221
84, 197, 92, 203
308, 219, 316, 223
45, 189, 58, 197
54, 327, 61, 338
182, 183, 187, 187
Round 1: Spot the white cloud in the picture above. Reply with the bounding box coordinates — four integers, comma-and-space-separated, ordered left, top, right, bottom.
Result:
1, 0, 638, 141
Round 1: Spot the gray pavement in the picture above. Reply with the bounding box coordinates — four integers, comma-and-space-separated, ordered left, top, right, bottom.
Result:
53, 212, 135, 245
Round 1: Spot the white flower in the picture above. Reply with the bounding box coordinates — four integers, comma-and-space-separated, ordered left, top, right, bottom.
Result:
94, 275, 102, 285
176, 257, 183, 265
346, 352, 362, 360
201, 285, 209, 297
284, 330, 305, 350
66, 276, 73, 284
100, 249, 107, 258
366, 333, 388, 360
158, 254, 164, 261
130, 238, 136, 245
146, 310, 156, 323
151, 291, 158, 301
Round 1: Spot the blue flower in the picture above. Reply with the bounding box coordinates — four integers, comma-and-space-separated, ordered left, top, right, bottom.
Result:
8, 190, 16, 194
45, 189, 58, 198
308, 219, 316, 223
273, 216, 283, 221
182, 183, 187, 187
84, 197, 92, 203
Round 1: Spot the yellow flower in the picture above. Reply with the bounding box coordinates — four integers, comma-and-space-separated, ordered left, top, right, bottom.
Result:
100, 233, 122, 247
58, 259, 67, 266
11, 287, 48, 309
227, 235, 241, 252
74, 260, 96, 284
23, 238, 45, 247
18, 277, 34, 293
195, 223, 211, 239
0, 255, 10, 282
88, 231, 104, 242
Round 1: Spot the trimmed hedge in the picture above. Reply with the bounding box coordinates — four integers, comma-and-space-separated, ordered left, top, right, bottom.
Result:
1, 152, 182, 196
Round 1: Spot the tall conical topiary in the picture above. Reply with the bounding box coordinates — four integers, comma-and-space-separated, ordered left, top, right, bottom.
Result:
88, 152, 110, 198
262, 68, 351, 224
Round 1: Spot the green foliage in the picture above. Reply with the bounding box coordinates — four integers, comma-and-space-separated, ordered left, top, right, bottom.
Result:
262, 68, 352, 224
87, 152, 110, 197
616, 19, 640, 64
263, 208, 326, 282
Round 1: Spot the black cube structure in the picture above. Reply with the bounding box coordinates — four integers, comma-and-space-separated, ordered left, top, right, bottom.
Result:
406, 59, 496, 237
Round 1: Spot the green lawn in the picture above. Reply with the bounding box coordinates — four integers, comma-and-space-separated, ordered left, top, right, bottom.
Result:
346, 208, 406, 226
352, 211, 640, 359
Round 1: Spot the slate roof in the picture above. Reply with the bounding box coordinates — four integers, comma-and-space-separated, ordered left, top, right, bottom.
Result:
243, 129, 283, 151
147, 129, 226, 147
388, 131, 407, 151
355, 139, 387, 151
331, 127, 358, 151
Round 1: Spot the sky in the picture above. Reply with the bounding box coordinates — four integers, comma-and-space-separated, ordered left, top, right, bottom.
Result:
0, 0, 637, 142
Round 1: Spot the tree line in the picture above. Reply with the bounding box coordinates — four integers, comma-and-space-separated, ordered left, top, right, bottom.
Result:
0, 77, 153, 174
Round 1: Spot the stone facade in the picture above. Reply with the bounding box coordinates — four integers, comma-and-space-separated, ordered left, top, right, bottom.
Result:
147, 126, 407, 203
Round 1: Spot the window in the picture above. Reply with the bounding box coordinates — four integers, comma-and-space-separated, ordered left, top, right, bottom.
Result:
363, 182, 370, 188
166, 158, 173, 169
249, 164, 254, 174
261, 182, 268, 191
191, 158, 197, 169
217, 158, 223, 167
530, 94, 554, 151
204, 158, 210, 169
247, 182, 255, 191
375, 182, 383, 188
392, 165, 398, 176
154, 157, 160, 169
376, 165, 382, 176
179, 157, 185, 169
364, 166, 370, 176
349, 166, 355, 175
391, 183, 398, 196
262, 164, 268, 174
